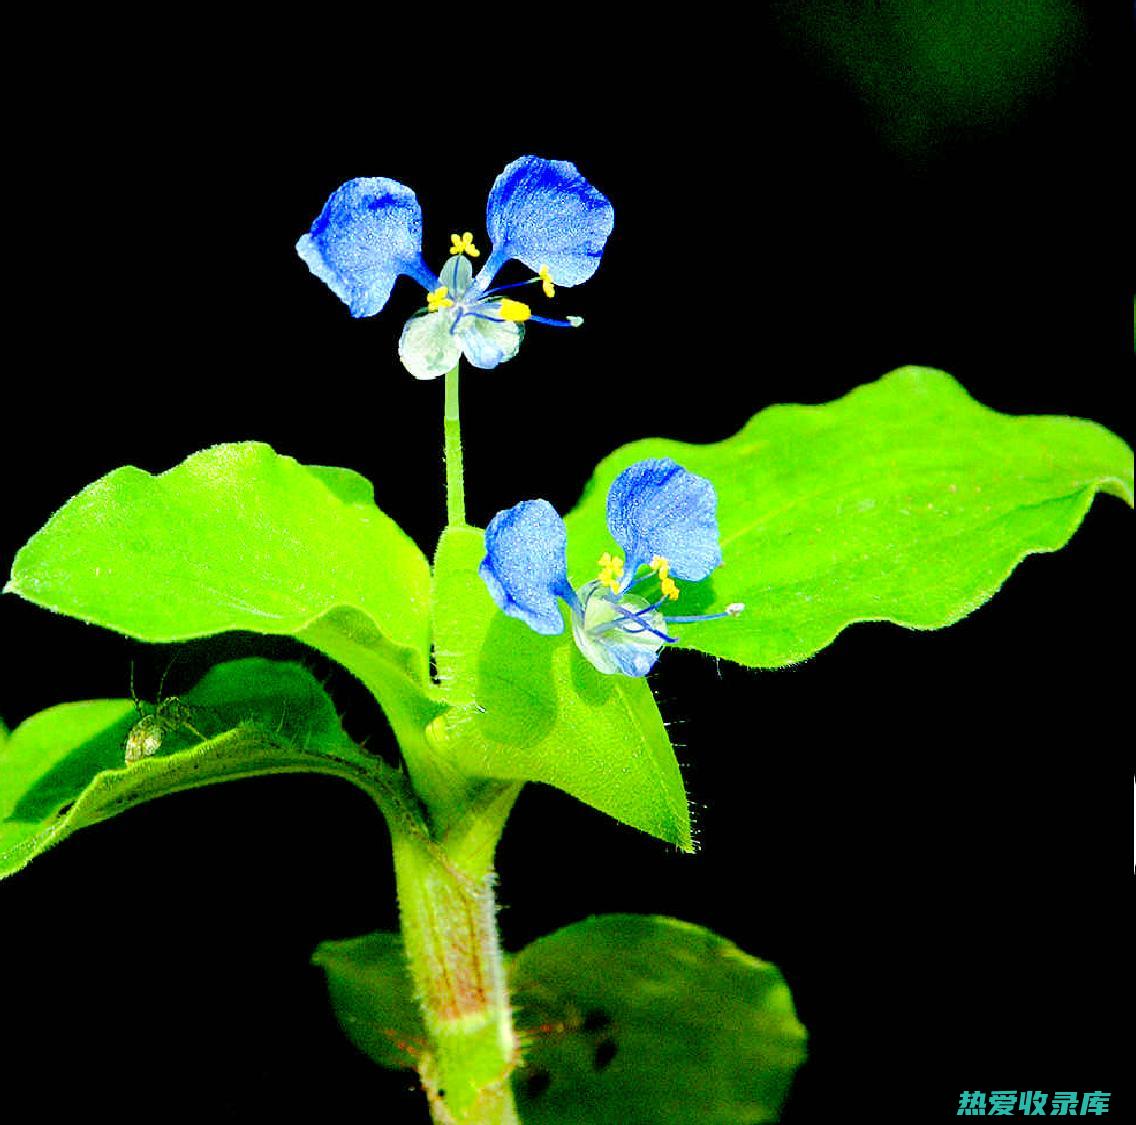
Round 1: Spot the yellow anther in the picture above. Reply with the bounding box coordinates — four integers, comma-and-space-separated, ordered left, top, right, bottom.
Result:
426, 286, 453, 313
649, 556, 679, 599
497, 298, 531, 322
598, 551, 624, 574
449, 231, 481, 257
596, 551, 625, 591
538, 264, 555, 298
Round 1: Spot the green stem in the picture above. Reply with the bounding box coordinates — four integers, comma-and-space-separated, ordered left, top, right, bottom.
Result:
444, 363, 466, 527
392, 817, 519, 1124
396, 362, 520, 1122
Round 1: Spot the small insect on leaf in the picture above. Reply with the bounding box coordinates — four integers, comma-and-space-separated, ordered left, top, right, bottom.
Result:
123, 714, 165, 764
124, 661, 208, 765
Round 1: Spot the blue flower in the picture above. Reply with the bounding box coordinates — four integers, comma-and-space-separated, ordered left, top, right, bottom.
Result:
479, 459, 744, 677
296, 156, 614, 379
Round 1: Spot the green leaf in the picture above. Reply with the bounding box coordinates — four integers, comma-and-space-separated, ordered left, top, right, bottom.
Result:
315, 915, 806, 1124
0, 658, 415, 879
312, 931, 426, 1072
431, 527, 691, 850
511, 914, 806, 1125
5, 443, 441, 729
564, 367, 1133, 667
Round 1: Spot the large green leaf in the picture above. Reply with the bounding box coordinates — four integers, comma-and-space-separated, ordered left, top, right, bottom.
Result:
315, 915, 806, 1124
431, 527, 691, 850
5, 444, 441, 729
512, 915, 806, 1124
564, 367, 1133, 667
0, 658, 417, 879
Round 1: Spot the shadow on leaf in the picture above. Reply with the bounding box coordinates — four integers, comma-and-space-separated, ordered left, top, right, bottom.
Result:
476, 613, 559, 748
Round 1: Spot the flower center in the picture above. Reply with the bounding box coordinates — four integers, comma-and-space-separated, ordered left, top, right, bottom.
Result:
570, 579, 673, 676
434, 241, 581, 332
595, 552, 681, 601
574, 552, 745, 675
430, 240, 533, 325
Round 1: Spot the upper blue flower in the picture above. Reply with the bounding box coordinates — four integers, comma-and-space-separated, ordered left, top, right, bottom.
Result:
479, 459, 743, 677
296, 156, 614, 379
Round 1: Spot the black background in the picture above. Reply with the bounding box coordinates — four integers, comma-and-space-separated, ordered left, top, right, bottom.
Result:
1, 8, 1131, 1123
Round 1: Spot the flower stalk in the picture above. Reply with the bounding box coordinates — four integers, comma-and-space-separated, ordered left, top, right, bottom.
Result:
444, 362, 466, 527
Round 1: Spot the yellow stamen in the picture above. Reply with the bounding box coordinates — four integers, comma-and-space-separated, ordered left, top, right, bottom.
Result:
538, 264, 555, 298
596, 551, 624, 591
497, 298, 531, 322
650, 556, 679, 599
449, 231, 481, 257
426, 286, 453, 313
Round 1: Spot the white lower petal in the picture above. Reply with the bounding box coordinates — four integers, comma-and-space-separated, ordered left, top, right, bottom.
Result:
398, 310, 462, 380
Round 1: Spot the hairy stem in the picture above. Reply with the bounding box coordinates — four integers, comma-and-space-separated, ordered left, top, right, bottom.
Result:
392, 819, 519, 1124
444, 363, 466, 527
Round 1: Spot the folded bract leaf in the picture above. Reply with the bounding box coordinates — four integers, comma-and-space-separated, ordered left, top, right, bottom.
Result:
431, 527, 691, 850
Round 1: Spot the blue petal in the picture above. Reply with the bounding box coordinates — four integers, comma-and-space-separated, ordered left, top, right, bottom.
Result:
479, 500, 573, 635
607, 459, 722, 581
481, 156, 614, 290
457, 312, 523, 370
602, 638, 664, 677
296, 177, 438, 318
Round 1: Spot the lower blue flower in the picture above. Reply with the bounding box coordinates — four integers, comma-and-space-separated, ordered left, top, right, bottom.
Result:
479, 459, 744, 677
